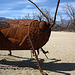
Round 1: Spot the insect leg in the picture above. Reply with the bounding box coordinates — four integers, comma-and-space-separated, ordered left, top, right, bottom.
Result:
41, 48, 49, 59
8, 50, 12, 56
28, 35, 48, 75
37, 49, 39, 55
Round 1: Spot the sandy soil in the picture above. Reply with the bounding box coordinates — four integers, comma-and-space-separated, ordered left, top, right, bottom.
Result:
0, 31, 75, 75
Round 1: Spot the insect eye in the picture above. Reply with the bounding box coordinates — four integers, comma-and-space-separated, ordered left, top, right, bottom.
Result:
39, 21, 47, 31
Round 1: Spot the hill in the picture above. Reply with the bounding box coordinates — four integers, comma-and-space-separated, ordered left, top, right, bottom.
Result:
0, 17, 11, 21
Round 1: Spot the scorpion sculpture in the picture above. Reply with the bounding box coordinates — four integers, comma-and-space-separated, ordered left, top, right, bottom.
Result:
0, 0, 60, 75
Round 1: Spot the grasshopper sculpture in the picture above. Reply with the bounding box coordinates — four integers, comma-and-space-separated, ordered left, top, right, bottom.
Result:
0, 0, 60, 75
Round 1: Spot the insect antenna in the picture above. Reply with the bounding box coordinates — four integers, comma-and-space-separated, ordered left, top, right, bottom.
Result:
49, 0, 60, 28
28, 0, 49, 23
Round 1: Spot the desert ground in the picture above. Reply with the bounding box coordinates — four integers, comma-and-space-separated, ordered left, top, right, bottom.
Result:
0, 31, 75, 75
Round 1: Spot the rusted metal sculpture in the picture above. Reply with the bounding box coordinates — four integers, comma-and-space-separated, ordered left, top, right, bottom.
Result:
0, 0, 60, 75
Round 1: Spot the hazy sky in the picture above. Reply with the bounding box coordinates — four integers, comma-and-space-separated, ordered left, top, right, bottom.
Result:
0, 0, 75, 21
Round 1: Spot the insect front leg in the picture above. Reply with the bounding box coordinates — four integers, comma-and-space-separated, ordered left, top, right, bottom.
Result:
41, 48, 49, 59
27, 35, 48, 75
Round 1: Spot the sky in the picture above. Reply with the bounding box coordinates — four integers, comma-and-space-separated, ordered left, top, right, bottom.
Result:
0, 0, 75, 21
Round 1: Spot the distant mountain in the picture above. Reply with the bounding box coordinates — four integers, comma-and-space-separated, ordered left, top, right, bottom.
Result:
0, 17, 12, 21
0, 17, 11, 30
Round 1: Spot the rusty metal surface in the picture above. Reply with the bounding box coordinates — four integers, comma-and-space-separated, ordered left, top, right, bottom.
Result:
0, 19, 51, 50
29, 20, 51, 49
6, 19, 37, 26
0, 31, 11, 50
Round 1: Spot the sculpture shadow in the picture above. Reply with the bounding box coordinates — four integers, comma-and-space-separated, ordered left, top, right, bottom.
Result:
0, 55, 75, 75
